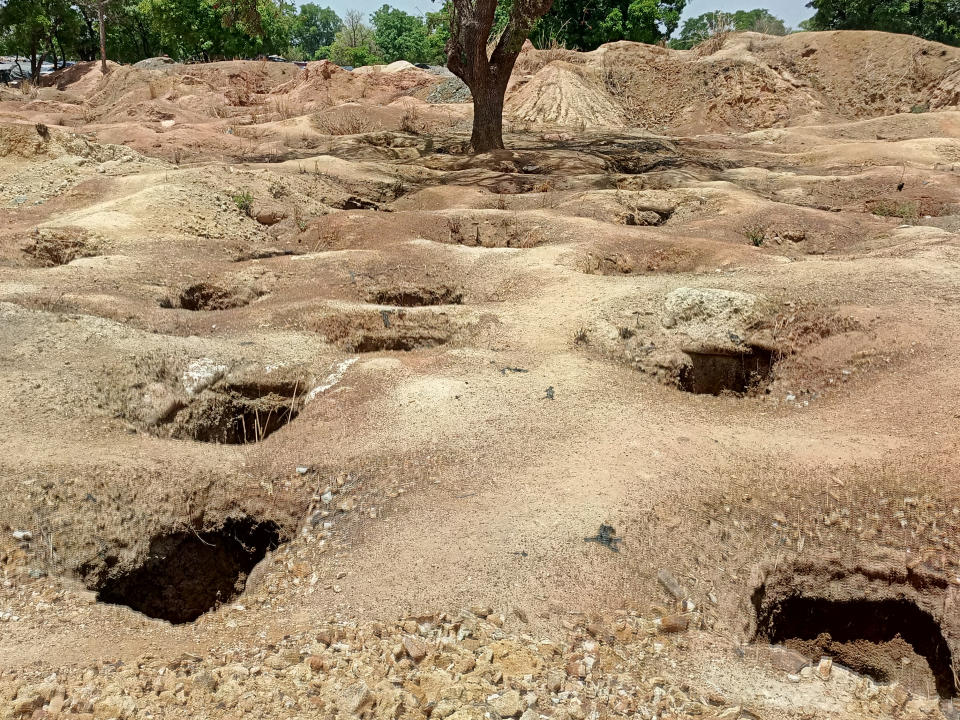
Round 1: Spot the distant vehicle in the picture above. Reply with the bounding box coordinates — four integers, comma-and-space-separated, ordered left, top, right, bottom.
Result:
266, 55, 287, 63
340, 65, 354, 72
293, 61, 307, 69
414, 63, 430, 69
0, 59, 30, 85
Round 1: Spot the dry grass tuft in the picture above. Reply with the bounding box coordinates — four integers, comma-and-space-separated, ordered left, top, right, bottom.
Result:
696, 12, 734, 56
515, 39, 584, 76
312, 108, 381, 135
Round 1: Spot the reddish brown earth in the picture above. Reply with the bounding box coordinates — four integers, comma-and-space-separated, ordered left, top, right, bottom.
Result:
1, 30, 960, 720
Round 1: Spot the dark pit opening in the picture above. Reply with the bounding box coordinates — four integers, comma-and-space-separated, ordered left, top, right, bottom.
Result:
350, 332, 449, 352
93, 517, 285, 624
367, 285, 464, 307
754, 593, 957, 698
22, 230, 98, 267
171, 282, 251, 311
679, 347, 774, 395
172, 380, 301, 444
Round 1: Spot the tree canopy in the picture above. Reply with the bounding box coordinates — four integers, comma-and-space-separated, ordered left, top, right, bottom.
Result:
534, 0, 686, 49
804, 0, 960, 46
671, 8, 787, 49
0, 0, 451, 68
290, 3, 341, 59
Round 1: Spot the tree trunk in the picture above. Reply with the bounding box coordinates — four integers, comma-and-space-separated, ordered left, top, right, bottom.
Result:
470, 82, 506, 152
98, 0, 108, 74
79, 7, 98, 61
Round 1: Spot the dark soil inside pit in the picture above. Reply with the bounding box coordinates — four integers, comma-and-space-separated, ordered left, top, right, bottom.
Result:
679, 347, 774, 395
366, 284, 463, 307
22, 228, 99, 266
90, 517, 285, 624
755, 594, 957, 698
166, 282, 255, 311
170, 379, 302, 444
315, 309, 456, 353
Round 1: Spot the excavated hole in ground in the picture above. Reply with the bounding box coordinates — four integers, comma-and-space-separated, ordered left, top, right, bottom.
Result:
170, 379, 302, 444
22, 230, 98, 267
316, 310, 455, 353
366, 285, 464, 307
163, 282, 254, 311
753, 592, 957, 699
679, 348, 775, 395
350, 331, 450, 352
91, 517, 285, 624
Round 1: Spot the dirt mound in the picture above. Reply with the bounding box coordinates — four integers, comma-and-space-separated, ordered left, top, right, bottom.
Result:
40, 60, 119, 93
580, 31, 960, 133
133, 56, 177, 70
931, 66, 960, 109
508, 61, 625, 129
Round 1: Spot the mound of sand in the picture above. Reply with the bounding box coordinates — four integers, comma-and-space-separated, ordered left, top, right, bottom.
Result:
508, 61, 625, 128
583, 31, 960, 133
17, 29, 960, 142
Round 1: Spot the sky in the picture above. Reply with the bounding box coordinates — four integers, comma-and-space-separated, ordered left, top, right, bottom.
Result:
315, 1, 815, 32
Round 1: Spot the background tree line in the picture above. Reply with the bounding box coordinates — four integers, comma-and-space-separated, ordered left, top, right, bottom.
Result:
1, 0, 957, 81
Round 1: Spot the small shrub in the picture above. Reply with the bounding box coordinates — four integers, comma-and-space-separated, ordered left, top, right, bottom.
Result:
696, 12, 734, 56
743, 223, 767, 246
272, 96, 299, 120
232, 190, 254, 216
870, 199, 919, 219
148, 79, 167, 100
910, 104, 929, 114
293, 204, 308, 231
447, 217, 463, 243
574, 327, 589, 345
514, 38, 582, 75
312, 109, 379, 136
35, 122, 49, 140
269, 179, 287, 198
399, 106, 424, 134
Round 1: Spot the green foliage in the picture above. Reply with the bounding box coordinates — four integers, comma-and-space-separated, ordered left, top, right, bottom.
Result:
0, 0, 295, 64
232, 189, 254, 216
291, 4, 341, 59
743, 223, 767, 246
369, 5, 447, 64
0, 0, 85, 72
325, 41, 381, 66
322, 9, 381, 66
671, 8, 787, 49
805, 0, 960, 46
871, 199, 919, 219
535, 0, 686, 50
0, 0, 442, 67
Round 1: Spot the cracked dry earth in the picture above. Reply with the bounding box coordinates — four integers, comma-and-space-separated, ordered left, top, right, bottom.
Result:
2, 38, 960, 720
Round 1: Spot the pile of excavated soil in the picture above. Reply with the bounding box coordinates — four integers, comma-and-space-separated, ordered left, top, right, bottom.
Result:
507, 62, 626, 129
10, 30, 956, 145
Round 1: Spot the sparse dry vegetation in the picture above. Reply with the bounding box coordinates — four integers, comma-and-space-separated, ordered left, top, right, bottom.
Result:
312, 108, 381, 135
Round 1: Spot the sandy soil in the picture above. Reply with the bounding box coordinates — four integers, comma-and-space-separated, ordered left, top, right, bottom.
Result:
1, 30, 960, 720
